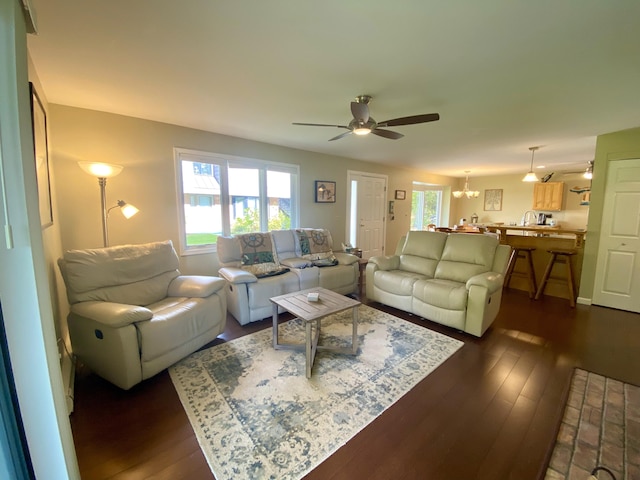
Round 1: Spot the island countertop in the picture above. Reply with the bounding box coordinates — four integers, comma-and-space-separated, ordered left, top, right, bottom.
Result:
484, 225, 586, 301
485, 225, 587, 248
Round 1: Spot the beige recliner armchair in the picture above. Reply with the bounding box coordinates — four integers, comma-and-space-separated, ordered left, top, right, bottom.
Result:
58, 240, 227, 389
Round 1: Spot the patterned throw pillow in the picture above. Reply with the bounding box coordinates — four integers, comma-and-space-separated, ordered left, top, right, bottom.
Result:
237, 233, 286, 277
296, 229, 337, 263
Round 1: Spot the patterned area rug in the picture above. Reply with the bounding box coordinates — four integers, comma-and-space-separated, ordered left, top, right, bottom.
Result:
545, 368, 640, 479
169, 305, 463, 480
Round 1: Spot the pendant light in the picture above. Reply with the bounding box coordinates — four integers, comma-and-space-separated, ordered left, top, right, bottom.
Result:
522, 146, 540, 182
452, 171, 480, 199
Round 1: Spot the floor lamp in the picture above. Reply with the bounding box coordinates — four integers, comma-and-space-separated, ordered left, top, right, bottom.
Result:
78, 162, 139, 247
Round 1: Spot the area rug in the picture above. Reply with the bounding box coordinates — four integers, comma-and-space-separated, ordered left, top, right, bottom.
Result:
169, 304, 463, 480
544, 368, 640, 480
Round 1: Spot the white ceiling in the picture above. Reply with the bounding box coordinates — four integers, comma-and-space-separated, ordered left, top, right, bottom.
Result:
26, 0, 640, 177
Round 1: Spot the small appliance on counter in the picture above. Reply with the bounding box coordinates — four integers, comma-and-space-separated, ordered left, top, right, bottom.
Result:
537, 213, 552, 225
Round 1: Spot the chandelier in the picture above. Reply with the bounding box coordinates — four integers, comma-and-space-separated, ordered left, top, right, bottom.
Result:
452, 171, 479, 199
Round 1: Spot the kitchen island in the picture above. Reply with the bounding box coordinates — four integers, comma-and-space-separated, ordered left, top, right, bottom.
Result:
485, 225, 587, 301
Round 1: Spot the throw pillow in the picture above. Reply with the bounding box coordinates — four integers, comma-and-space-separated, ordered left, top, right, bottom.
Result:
296, 229, 337, 263
237, 233, 284, 277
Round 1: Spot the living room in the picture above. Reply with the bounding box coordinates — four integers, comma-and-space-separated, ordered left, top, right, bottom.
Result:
2, 1, 640, 479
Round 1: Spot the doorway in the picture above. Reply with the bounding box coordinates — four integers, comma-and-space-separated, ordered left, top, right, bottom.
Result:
346, 171, 387, 259
592, 158, 640, 312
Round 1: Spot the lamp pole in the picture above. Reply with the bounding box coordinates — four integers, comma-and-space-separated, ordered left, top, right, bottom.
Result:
98, 177, 109, 247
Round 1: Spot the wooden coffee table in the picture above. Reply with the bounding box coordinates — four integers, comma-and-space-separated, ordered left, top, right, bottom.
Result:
270, 287, 361, 378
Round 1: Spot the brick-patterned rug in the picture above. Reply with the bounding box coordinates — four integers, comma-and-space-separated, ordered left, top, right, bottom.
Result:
545, 368, 640, 480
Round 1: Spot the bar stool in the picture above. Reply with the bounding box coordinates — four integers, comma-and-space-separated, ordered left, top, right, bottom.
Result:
504, 246, 537, 298
535, 249, 577, 307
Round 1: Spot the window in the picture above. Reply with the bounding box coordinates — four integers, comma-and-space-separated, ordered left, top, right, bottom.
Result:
411, 183, 444, 230
175, 148, 299, 255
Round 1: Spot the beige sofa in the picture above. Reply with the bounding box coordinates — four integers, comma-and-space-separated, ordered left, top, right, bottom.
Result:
366, 231, 511, 337
58, 240, 227, 389
216, 229, 359, 325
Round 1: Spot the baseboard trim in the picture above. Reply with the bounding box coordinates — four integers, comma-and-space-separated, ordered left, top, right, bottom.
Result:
60, 350, 75, 414
576, 296, 592, 305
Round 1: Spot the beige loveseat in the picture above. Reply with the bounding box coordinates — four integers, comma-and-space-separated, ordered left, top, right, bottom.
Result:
366, 231, 511, 337
58, 240, 227, 389
217, 229, 359, 325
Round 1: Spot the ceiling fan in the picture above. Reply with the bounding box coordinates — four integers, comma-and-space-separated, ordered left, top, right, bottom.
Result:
292, 95, 440, 141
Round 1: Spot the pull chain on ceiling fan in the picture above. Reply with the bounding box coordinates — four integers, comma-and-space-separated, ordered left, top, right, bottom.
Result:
292, 95, 440, 141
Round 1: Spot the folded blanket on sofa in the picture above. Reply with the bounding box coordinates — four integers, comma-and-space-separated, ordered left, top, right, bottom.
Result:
237, 232, 287, 277
296, 228, 337, 262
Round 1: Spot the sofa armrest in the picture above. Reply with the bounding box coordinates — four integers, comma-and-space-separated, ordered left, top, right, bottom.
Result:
334, 252, 359, 265
168, 275, 226, 298
71, 301, 153, 328
218, 266, 258, 284
466, 272, 504, 293
280, 257, 313, 269
368, 255, 400, 271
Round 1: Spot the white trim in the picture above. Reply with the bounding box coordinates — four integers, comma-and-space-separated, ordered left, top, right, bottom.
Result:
346, 170, 388, 254
576, 297, 592, 305
174, 148, 300, 256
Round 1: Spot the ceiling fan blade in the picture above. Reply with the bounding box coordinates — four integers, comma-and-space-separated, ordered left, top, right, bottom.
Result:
377, 113, 440, 127
328, 131, 353, 141
371, 128, 404, 140
292, 122, 349, 128
350, 102, 369, 123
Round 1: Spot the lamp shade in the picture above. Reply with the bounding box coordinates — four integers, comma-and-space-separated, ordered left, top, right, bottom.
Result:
78, 161, 124, 178
119, 201, 139, 219
522, 146, 540, 182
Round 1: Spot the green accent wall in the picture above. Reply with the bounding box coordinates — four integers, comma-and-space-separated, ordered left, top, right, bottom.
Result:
580, 126, 640, 299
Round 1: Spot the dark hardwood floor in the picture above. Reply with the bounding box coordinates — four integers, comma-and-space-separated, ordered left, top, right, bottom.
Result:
69, 290, 640, 480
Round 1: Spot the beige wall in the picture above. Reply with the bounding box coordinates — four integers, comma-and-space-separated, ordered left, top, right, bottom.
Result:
48, 105, 456, 273
449, 173, 590, 230
50, 104, 634, 306
28, 55, 72, 400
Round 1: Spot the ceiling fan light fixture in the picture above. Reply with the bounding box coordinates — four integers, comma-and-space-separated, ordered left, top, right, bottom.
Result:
522, 146, 540, 182
584, 161, 594, 179
292, 95, 440, 141
353, 127, 371, 135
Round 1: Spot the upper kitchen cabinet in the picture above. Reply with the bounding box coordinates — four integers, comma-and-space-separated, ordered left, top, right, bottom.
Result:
533, 182, 564, 211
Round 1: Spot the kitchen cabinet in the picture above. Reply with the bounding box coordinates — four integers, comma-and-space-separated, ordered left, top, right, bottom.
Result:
533, 181, 564, 211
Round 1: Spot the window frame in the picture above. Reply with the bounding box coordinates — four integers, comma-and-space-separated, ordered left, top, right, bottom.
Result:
174, 148, 300, 256
411, 182, 445, 230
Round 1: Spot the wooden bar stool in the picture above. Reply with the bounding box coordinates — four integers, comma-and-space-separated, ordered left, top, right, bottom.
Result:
504, 246, 537, 298
535, 249, 577, 307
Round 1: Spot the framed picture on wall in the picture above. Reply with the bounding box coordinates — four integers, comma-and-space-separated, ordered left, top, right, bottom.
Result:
315, 180, 336, 203
484, 189, 503, 211
30, 83, 53, 228
395, 190, 406, 200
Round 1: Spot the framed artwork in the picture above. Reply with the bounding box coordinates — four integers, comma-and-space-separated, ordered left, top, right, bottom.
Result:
30, 83, 53, 228
315, 180, 336, 203
395, 189, 406, 200
484, 189, 503, 211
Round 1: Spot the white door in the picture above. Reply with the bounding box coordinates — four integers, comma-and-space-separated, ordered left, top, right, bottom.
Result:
347, 172, 387, 259
592, 158, 640, 312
